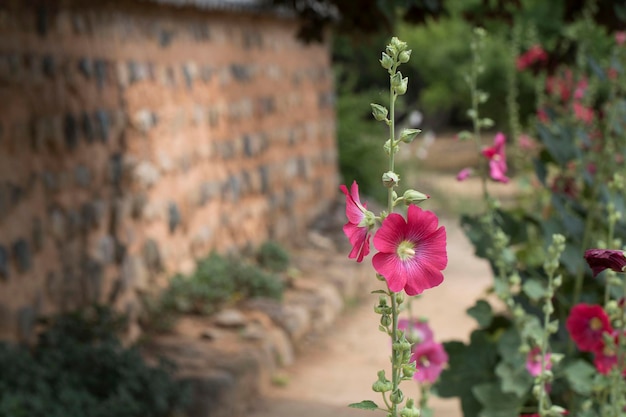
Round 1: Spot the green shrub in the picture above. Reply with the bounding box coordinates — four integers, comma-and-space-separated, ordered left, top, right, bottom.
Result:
159, 252, 284, 317
0, 306, 190, 417
256, 240, 290, 272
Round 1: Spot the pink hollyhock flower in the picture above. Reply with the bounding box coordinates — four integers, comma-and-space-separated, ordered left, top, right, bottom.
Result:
482, 132, 509, 183
518, 134, 536, 151
584, 249, 626, 277
399, 318, 434, 345
516, 44, 548, 71
574, 78, 588, 100
566, 303, 612, 352
456, 167, 472, 181
525, 346, 552, 377
537, 108, 549, 123
372, 205, 447, 296
573, 102, 594, 124
616, 31, 626, 45
410, 339, 448, 384
340, 181, 372, 262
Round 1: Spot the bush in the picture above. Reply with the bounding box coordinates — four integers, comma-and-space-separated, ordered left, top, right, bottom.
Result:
256, 240, 291, 272
159, 252, 284, 317
0, 306, 190, 417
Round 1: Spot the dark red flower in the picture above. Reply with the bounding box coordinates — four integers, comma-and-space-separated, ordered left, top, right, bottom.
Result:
516, 44, 548, 71
584, 249, 626, 277
566, 303, 612, 352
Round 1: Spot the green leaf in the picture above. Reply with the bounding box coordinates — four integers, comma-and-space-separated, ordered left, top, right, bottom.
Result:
467, 300, 493, 328
495, 361, 533, 398
522, 279, 546, 302
563, 360, 596, 395
472, 382, 524, 417
348, 400, 379, 410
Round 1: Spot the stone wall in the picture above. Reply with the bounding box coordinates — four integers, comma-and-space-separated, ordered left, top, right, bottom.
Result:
0, 1, 338, 342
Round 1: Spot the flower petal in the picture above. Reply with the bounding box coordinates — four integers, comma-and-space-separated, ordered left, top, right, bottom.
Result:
372, 252, 406, 292
373, 213, 407, 253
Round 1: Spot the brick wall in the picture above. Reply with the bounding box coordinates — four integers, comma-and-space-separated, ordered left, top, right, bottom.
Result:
0, 1, 338, 342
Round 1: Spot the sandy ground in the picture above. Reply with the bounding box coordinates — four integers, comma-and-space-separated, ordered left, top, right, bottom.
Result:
249, 215, 494, 417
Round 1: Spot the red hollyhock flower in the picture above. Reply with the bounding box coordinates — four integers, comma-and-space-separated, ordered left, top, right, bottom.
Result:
372, 205, 447, 295
482, 132, 509, 183
593, 331, 626, 376
410, 339, 448, 384
566, 303, 612, 352
516, 44, 548, 71
340, 181, 371, 263
584, 249, 626, 277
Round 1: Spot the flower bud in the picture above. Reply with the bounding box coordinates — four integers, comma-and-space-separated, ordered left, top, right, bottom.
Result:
380, 314, 392, 327
390, 37, 408, 52
371, 103, 389, 121
399, 128, 421, 143
382, 171, 400, 188
390, 389, 404, 404
403, 189, 429, 205
395, 77, 408, 95
398, 49, 411, 64
399, 399, 420, 417
380, 52, 393, 70
391, 72, 403, 88
372, 370, 393, 393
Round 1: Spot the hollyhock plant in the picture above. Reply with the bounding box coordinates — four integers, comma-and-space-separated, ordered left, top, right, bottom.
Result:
516, 44, 548, 71
525, 346, 552, 377
410, 339, 448, 384
372, 205, 447, 296
583, 249, 626, 277
340, 181, 373, 263
482, 132, 509, 183
565, 303, 613, 352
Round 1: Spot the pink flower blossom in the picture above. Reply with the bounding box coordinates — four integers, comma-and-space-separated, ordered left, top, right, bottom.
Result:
584, 249, 626, 277
566, 303, 612, 352
573, 102, 594, 124
399, 318, 434, 345
574, 78, 588, 100
340, 181, 371, 262
518, 134, 535, 151
482, 132, 509, 183
516, 44, 548, 71
456, 167, 472, 181
525, 346, 552, 377
537, 108, 549, 123
372, 205, 447, 296
410, 339, 448, 384
616, 31, 626, 45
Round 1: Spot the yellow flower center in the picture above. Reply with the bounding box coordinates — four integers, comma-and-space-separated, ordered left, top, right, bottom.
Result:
397, 241, 416, 261
589, 317, 603, 331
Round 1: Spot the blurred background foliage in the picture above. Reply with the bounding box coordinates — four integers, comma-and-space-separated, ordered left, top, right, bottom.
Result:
275, 0, 626, 201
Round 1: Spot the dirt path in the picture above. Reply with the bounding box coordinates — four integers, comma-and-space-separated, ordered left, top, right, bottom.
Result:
249, 215, 494, 417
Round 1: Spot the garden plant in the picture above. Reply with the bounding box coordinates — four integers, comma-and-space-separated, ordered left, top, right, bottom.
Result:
341, 14, 626, 416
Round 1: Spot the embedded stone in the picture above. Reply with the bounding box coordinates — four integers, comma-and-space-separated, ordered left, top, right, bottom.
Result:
41, 55, 55, 77
81, 258, 103, 302
41, 171, 58, 192
81, 112, 95, 143
168, 202, 181, 233
131, 109, 156, 133
49, 208, 66, 241
213, 309, 246, 328
12, 239, 31, 273
133, 161, 160, 188
258, 165, 269, 193
95, 110, 109, 142
121, 255, 148, 291
109, 153, 123, 188
94, 59, 107, 89
230, 64, 250, 81
128, 60, 148, 84
74, 165, 91, 187
32, 217, 43, 252
159, 30, 174, 47
0, 245, 8, 279
81, 202, 98, 230
78, 57, 93, 78
95, 235, 115, 264
142, 238, 162, 273
64, 113, 78, 150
